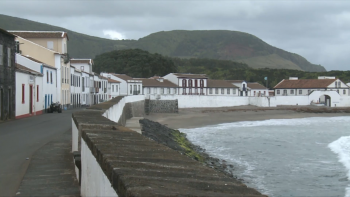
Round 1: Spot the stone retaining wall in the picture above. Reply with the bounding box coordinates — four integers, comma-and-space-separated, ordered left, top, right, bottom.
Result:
72, 96, 265, 197
150, 99, 178, 113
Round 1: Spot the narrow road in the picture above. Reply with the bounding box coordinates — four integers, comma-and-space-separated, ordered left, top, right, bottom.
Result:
0, 109, 81, 197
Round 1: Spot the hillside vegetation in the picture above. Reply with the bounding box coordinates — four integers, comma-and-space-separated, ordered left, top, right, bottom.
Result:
94, 49, 350, 88
0, 14, 326, 72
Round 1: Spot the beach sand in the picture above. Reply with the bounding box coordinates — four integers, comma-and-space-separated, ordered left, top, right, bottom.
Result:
145, 106, 350, 129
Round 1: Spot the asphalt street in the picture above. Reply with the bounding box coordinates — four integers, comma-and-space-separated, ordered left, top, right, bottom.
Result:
0, 108, 81, 197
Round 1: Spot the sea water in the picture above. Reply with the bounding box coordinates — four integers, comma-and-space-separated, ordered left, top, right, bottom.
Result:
180, 116, 350, 197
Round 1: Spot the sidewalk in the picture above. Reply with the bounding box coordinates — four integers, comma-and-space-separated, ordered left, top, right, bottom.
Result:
16, 130, 80, 196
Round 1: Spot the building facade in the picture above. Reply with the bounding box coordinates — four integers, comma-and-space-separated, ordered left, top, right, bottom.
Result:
0, 28, 16, 120
163, 73, 208, 95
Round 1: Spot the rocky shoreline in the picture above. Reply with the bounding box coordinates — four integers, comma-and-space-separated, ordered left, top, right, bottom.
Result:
139, 118, 242, 180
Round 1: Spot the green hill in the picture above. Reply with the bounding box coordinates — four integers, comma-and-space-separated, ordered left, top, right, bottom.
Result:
0, 14, 326, 72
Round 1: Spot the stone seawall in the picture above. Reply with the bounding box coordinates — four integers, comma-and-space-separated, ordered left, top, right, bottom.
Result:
150, 99, 178, 113
72, 96, 266, 197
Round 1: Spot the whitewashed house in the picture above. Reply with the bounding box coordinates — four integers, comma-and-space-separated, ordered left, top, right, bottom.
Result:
163, 73, 208, 95
107, 78, 121, 100
247, 83, 269, 97
138, 78, 178, 96
11, 31, 71, 109
16, 54, 58, 112
207, 79, 239, 96
15, 63, 43, 119
274, 77, 349, 96
274, 76, 349, 106
99, 76, 109, 102
100, 73, 142, 96
226, 80, 248, 96
70, 66, 82, 108
81, 71, 94, 106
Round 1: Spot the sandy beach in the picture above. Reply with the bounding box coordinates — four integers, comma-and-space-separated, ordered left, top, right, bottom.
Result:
145, 106, 350, 129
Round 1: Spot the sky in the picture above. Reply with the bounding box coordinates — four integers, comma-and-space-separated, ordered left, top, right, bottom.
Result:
0, 0, 349, 71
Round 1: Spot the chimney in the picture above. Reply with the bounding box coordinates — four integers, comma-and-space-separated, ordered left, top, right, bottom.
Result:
157, 78, 164, 82
289, 77, 298, 80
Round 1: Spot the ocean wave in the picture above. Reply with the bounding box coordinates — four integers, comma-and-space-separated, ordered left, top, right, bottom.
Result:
328, 136, 350, 197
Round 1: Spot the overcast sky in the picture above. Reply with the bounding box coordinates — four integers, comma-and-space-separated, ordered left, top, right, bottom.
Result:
1, 0, 349, 71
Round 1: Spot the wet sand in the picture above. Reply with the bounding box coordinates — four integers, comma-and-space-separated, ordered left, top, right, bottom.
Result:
145, 106, 350, 129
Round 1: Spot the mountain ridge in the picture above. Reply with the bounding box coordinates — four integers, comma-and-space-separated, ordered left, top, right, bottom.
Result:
0, 14, 326, 72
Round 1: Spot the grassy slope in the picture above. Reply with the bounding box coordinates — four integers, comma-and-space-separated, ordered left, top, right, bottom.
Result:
0, 15, 326, 72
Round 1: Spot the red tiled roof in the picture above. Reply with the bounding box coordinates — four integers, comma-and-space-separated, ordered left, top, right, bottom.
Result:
16, 63, 42, 75
247, 83, 267, 90
9, 31, 68, 40
137, 78, 178, 87
173, 73, 208, 79
226, 80, 245, 83
112, 74, 134, 81
207, 79, 238, 88
108, 79, 120, 83
274, 79, 337, 89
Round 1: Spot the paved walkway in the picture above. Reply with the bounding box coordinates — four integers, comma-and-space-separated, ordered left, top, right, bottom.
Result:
16, 129, 80, 196
125, 117, 143, 134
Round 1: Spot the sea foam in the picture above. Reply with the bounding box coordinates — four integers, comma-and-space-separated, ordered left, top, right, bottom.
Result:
329, 136, 350, 197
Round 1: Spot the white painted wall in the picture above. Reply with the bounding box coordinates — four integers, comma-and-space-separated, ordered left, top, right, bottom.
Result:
81, 139, 118, 197
16, 72, 43, 117
207, 88, 239, 96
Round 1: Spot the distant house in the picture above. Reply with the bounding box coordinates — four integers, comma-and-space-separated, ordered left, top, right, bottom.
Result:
15, 63, 43, 119
107, 78, 121, 100
274, 77, 349, 96
247, 82, 269, 97
226, 80, 248, 96
138, 77, 178, 96
71, 59, 94, 106
0, 28, 16, 120
11, 31, 71, 108
207, 79, 239, 96
100, 73, 142, 96
16, 54, 58, 112
163, 73, 208, 95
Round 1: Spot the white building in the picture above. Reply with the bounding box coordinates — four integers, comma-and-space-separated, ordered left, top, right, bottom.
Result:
107, 78, 121, 100
81, 71, 94, 106
15, 63, 43, 119
207, 79, 239, 96
100, 73, 142, 96
138, 78, 178, 96
227, 80, 248, 96
247, 82, 269, 97
70, 66, 82, 108
163, 73, 208, 95
16, 54, 58, 112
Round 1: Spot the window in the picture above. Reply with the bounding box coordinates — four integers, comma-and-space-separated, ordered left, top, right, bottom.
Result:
209, 88, 213, 94
277, 90, 280, 94
200, 80, 204, 87
221, 88, 224, 94
290, 90, 294, 94
254, 91, 256, 96
215, 88, 218, 94
174, 88, 177, 94
189, 80, 192, 87
195, 80, 198, 87
343, 90, 346, 95
182, 79, 187, 87
283, 90, 287, 95
7, 47, 11, 67
47, 41, 53, 50
130, 85, 132, 94
233, 89, 236, 94
227, 88, 230, 94
161, 88, 164, 94
0, 44, 3, 65
47, 71, 49, 83
99, 82, 101, 88
37, 85, 39, 102
339, 82, 341, 87
168, 88, 170, 94
112, 85, 114, 92
116, 85, 118, 92
299, 90, 302, 94
22, 84, 25, 103
50, 72, 53, 84
335, 82, 338, 88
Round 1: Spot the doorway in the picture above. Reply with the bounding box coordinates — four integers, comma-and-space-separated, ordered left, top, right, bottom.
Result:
29, 85, 33, 114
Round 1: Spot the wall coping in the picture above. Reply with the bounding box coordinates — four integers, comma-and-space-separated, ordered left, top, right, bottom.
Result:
72, 96, 265, 196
